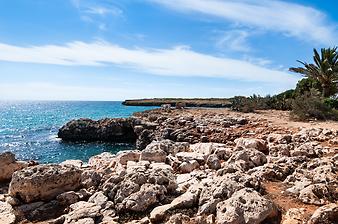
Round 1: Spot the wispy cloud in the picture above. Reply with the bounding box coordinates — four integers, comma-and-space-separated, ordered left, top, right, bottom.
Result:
84, 5, 122, 17
216, 29, 251, 52
0, 41, 298, 84
150, 0, 337, 45
71, 0, 122, 30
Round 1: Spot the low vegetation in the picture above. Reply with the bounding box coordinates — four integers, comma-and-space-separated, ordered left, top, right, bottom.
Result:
231, 47, 338, 121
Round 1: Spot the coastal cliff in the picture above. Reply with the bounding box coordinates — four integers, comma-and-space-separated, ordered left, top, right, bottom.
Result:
1, 108, 338, 224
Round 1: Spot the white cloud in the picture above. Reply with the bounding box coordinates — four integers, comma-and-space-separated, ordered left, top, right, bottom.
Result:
150, 0, 337, 45
85, 6, 122, 17
0, 41, 298, 84
71, 0, 122, 30
216, 30, 251, 52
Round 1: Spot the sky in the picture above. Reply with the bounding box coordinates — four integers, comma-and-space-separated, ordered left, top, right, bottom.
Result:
0, 0, 337, 101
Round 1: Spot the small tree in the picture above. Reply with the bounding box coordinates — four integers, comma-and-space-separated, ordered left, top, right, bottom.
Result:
290, 47, 338, 97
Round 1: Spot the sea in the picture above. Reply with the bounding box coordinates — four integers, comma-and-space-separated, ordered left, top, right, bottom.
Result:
0, 101, 156, 164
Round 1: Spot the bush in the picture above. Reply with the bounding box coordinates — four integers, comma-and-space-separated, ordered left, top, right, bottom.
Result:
324, 98, 338, 109
266, 89, 294, 110
294, 78, 322, 96
291, 89, 338, 121
230, 96, 256, 113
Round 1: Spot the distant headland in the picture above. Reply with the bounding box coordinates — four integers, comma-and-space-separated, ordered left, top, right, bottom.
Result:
122, 98, 232, 108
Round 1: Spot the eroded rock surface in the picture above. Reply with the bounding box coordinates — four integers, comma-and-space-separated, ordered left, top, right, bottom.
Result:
3, 109, 337, 223
9, 164, 82, 203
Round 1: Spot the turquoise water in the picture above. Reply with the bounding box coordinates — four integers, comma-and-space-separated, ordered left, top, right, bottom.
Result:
0, 101, 156, 163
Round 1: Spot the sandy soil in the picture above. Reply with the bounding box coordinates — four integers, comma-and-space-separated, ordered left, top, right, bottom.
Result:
184, 108, 338, 131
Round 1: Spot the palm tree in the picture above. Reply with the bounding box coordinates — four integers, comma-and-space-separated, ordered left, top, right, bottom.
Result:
290, 47, 338, 97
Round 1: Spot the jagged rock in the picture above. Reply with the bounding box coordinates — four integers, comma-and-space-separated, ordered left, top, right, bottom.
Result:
116, 150, 141, 165
291, 142, 320, 158
248, 157, 298, 181
282, 208, 305, 224
235, 138, 268, 154
171, 184, 202, 208
176, 173, 199, 193
9, 164, 82, 203
27, 200, 64, 221
216, 188, 278, 224
123, 184, 166, 212
0, 152, 29, 182
81, 170, 102, 188
198, 177, 244, 215
190, 142, 228, 156
144, 140, 189, 156
56, 191, 80, 206
269, 144, 292, 157
88, 191, 108, 208
308, 203, 338, 224
150, 204, 172, 223
64, 201, 101, 224
103, 161, 176, 213
58, 118, 137, 143
140, 146, 167, 163
127, 217, 150, 224
0, 201, 16, 224
88, 152, 115, 170
206, 154, 221, 170
179, 160, 199, 173
150, 185, 201, 222
60, 160, 83, 168
166, 213, 190, 224
267, 133, 292, 144
225, 149, 267, 171
298, 184, 337, 205
176, 152, 207, 163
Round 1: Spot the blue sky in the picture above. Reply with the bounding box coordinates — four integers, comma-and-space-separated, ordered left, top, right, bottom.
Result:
0, 0, 337, 100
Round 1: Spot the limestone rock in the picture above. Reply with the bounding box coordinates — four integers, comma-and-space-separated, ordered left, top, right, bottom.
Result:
166, 213, 190, 224
216, 188, 278, 224
60, 160, 83, 168
64, 201, 101, 224
58, 118, 137, 143
116, 150, 140, 165
140, 146, 167, 163
190, 142, 228, 156
206, 154, 221, 170
123, 184, 166, 212
308, 203, 338, 224
179, 160, 199, 173
176, 152, 207, 163
56, 191, 80, 206
235, 138, 268, 154
88, 152, 115, 170
199, 178, 244, 215
9, 164, 82, 203
0, 152, 29, 182
282, 208, 305, 224
225, 149, 267, 171
0, 201, 16, 224
298, 184, 337, 205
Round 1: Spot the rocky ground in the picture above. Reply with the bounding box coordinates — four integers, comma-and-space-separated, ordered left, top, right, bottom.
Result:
0, 108, 337, 224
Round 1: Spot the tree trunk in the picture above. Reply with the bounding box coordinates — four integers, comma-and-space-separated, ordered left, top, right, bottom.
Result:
322, 85, 331, 98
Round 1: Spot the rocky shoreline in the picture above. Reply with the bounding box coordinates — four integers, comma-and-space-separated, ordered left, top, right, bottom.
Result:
1, 108, 337, 224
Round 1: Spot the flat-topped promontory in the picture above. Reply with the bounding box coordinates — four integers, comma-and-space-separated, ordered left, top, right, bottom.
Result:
122, 98, 232, 108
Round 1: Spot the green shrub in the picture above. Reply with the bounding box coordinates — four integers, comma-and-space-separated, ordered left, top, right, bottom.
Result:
294, 78, 322, 96
266, 89, 294, 110
291, 89, 338, 121
324, 98, 338, 109
230, 96, 256, 113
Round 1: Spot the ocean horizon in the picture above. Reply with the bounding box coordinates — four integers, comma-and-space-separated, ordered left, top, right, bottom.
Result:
0, 101, 156, 163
